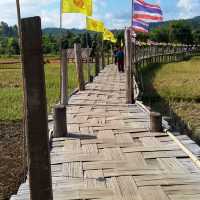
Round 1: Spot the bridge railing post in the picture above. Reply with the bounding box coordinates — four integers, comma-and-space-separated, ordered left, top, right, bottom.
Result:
95, 50, 100, 76
150, 112, 163, 132
125, 28, 134, 104
107, 53, 110, 65
53, 104, 67, 137
61, 49, 68, 105
111, 46, 114, 64
101, 48, 105, 69
74, 43, 85, 91
21, 16, 53, 200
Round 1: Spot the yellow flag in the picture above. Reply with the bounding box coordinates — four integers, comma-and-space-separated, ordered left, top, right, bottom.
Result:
86, 17, 104, 32
103, 28, 116, 43
62, 0, 92, 16
121, 40, 124, 47
111, 38, 117, 43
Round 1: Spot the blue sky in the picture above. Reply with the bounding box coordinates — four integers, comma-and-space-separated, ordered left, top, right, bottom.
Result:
0, 0, 199, 29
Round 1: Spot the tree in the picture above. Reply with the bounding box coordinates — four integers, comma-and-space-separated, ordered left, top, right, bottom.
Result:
42, 34, 59, 54
7, 37, 19, 55
169, 21, 193, 44
149, 26, 169, 43
137, 33, 149, 42
193, 30, 200, 44
81, 32, 87, 48
0, 37, 7, 54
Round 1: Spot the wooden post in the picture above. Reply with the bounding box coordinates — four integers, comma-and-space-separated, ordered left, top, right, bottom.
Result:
150, 112, 163, 132
87, 48, 93, 83
21, 17, 53, 200
53, 105, 67, 137
74, 43, 85, 91
107, 54, 110, 65
101, 40, 105, 69
150, 45, 153, 63
102, 50, 105, 69
111, 54, 114, 64
61, 49, 68, 105
95, 50, 100, 76
111, 45, 114, 64
168, 45, 170, 62
125, 29, 134, 104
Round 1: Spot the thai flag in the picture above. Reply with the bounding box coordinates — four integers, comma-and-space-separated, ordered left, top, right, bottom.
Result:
132, 19, 149, 33
133, 0, 163, 23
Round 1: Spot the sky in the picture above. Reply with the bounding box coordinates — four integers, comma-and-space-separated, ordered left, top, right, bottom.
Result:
0, 0, 200, 29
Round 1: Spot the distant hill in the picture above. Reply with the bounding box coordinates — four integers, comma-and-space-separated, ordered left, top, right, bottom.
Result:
42, 28, 123, 37
149, 16, 200, 31
0, 16, 200, 38
43, 16, 200, 36
43, 28, 86, 36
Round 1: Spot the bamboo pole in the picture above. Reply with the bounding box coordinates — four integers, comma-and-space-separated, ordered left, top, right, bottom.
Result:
74, 43, 85, 91
125, 28, 134, 104
21, 17, 53, 200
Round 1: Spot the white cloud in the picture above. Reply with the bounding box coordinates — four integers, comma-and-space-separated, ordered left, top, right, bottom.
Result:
1, 0, 199, 29
0, 0, 108, 28
177, 0, 200, 18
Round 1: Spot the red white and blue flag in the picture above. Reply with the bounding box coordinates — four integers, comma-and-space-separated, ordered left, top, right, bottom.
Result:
132, 19, 149, 33
132, 0, 163, 33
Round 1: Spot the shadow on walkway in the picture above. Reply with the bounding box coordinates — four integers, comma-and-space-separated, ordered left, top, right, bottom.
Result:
66, 133, 97, 140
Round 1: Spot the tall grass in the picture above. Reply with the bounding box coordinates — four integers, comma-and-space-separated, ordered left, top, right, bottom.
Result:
141, 56, 200, 141
0, 62, 94, 121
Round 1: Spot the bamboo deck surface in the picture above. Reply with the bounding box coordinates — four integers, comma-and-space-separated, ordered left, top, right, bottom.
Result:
11, 65, 200, 200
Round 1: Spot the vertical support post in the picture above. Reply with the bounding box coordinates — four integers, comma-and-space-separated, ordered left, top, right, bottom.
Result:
150, 112, 163, 132
150, 45, 153, 63
53, 105, 67, 137
87, 47, 92, 82
125, 29, 134, 104
107, 53, 110, 65
95, 50, 100, 76
86, 32, 92, 82
111, 44, 114, 64
21, 17, 53, 200
101, 40, 105, 69
162, 46, 164, 63
74, 43, 85, 91
61, 49, 68, 105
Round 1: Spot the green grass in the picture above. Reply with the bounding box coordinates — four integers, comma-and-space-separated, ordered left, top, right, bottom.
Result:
0, 61, 94, 121
141, 56, 200, 141
152, 58, 200, 101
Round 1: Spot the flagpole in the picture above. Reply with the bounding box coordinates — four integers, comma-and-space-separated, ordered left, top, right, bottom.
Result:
16, 0, 22, 41
60, 0, 63, 103
132, 0, 134, 26
102, 34, 104, 69
16, 0, 29, 181
86, 17, 91, 82
132, 0, 137, 36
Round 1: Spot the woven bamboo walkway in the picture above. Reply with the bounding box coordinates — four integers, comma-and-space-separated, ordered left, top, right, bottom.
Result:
11, 65, 200, 200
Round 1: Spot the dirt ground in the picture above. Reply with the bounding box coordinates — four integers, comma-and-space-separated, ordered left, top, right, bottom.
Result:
0, 122, 25, 200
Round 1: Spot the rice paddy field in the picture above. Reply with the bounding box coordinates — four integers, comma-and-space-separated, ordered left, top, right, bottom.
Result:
0, 57, 95, 200
141, 56, 200, 143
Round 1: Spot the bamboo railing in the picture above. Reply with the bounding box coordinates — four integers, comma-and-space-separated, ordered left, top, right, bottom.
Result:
125, 29, 200, 104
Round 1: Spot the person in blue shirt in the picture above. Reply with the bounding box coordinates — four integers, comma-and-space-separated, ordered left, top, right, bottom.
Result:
116, 47, 125, 72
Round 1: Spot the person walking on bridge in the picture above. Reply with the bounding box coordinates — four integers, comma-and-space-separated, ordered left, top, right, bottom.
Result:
116, 47, 125, 73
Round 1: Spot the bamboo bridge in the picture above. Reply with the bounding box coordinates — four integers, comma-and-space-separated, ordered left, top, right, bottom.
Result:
11, 17, 200, 200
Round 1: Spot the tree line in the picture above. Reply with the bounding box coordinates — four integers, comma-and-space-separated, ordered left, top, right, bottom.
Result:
0, 19, 200, 56
138, 20, 200, 44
